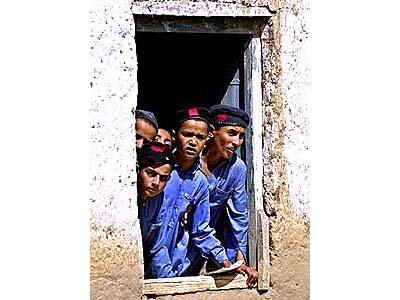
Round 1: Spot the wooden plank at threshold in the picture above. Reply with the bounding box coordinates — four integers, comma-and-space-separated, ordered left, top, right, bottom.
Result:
143, 273, 248, 295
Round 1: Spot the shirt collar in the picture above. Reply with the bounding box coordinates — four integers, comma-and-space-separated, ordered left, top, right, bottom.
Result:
214, 152, 237, 171
175, 157, 201, 175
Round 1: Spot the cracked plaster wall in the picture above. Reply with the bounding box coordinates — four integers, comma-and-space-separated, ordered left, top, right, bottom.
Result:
280, 0, 310, 215
90, 0, 143, 299
261, 0, 310, 216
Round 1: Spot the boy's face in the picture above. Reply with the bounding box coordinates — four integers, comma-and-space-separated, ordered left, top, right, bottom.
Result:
176, 119, 208, 160
155, 128, 173, 150
135, 118, 157, 149
213, 125, 246, 159
138, 164, 172, 200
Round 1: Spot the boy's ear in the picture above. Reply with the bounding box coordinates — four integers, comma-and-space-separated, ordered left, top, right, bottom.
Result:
208, 125, 215, 139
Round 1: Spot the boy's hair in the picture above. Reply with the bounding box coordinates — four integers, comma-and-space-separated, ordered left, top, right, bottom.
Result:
133, 109, 159, 131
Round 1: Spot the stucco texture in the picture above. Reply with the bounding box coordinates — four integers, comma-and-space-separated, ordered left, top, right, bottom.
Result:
90, 0, 143, 299
261, 0, 310, 299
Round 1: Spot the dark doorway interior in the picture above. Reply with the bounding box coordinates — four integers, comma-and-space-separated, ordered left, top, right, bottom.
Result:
136, 32, 251, 130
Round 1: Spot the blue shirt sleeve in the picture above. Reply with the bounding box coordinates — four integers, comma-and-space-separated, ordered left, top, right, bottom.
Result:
190, 180, 229, 265
225, 163, 248, 262
146, 234, 177, 278
142, 196, 177, 279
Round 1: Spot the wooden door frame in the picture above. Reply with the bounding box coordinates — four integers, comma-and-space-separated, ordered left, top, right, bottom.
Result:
134, 14, 270, 295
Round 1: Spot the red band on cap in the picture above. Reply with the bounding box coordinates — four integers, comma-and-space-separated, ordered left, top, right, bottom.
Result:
151, 144, 165, 153
217, 113, 228, 122
188, 108, 199, 116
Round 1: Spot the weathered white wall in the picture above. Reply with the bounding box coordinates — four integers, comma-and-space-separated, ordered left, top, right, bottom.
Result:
90, 0, 139, 239
90, 0, 143, 298
280, 0, 310, 214
131, 0, 277, 16
260, 2, 310, 297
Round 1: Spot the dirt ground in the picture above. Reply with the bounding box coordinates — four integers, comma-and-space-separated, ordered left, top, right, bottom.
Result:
266, 212, 310, 300
90, 206, 309, 300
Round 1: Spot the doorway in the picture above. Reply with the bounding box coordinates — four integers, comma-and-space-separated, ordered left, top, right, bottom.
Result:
136, 32, 250, 129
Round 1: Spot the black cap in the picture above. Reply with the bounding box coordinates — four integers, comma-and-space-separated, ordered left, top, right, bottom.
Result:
210, 104, 250, 128
134, 109, 159, 131
137, 141, 175, 171
174, 107, 211, 129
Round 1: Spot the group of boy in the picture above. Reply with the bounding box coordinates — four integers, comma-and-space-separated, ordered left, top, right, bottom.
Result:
134, 105, 259, 287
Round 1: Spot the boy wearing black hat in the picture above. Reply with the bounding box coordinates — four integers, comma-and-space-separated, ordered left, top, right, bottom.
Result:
194, 104, 258, 287
145, 107, 233, 279
137, 141, 175, 278
134, 109, 159, 149
137, 141, 174, 202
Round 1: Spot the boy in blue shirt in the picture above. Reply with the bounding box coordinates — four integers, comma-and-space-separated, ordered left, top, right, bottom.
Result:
145, 107, 233, 278
137, 141, 175, 278
188, 104, 258, 287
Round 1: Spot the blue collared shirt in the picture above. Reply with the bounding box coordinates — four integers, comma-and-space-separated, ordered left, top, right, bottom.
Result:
139, 193, 164, 246
183, 154, 249, 275
207, 154, 248, 262
144, 159, 228, 279
138, 192, 169, 279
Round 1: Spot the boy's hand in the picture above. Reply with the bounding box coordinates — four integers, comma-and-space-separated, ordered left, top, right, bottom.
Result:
221, 260, 232, 268
180, 204, 193, 227
236, 264, 259, 288
180, 212, 188, 227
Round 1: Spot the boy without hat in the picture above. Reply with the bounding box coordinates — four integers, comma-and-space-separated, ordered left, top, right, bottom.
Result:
155, 127, 174, 150
134, 109, 158, 149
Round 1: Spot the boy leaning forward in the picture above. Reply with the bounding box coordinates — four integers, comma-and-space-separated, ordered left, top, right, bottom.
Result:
145, 107, 233, 278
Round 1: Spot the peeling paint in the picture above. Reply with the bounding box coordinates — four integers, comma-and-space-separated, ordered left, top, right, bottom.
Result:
131, 0, 277, 17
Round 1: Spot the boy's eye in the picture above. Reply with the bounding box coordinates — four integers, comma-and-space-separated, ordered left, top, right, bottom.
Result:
182, 132, 193, 137
146, 169, 158, 177
159, 175, 170, 182
228, 130, 237, 136
145, 169, 170, 182
196, 134, 207, 140
137, 133, 151, 144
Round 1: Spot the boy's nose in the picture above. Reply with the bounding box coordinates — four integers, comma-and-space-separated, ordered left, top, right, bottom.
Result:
152, 176, 160, 187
